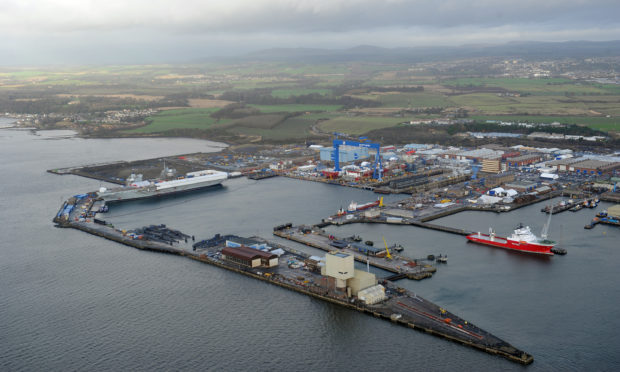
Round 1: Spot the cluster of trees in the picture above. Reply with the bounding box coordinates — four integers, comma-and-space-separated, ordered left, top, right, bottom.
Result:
0, 93, 188, 114
218, 89, 379, 109
458, 121, 606, 136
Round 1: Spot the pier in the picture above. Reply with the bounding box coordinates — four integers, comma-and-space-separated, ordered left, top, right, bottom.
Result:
273, 225, 437, 280
52, 195, 533, 365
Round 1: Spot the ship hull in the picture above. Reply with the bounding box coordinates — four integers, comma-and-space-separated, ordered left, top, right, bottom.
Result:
466, 234, 554, 255
99, 174, 226, 202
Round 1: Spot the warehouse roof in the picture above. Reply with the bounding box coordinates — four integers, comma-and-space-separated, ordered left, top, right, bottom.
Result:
571, 159, 614, 170
546, 157, 584, 166
222, 246, 276, 260
506, 154, 542, 162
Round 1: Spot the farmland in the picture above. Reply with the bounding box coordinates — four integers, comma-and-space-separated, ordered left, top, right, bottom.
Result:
126, 108, 228, 134
2, 59, 620, 142
248, 104, 342, 113
317, 116, 404, 135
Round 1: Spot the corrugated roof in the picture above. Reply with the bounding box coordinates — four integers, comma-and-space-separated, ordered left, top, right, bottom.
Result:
222, 246, 276, 260
571, 159, 614, 169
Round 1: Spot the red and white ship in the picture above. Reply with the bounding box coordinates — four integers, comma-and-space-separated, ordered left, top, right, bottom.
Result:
466, 225, 555, 255
336, 198, 383, 216
467, 206, 558, 255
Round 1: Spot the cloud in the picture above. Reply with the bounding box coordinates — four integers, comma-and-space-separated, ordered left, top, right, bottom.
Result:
1, 0, 619, 64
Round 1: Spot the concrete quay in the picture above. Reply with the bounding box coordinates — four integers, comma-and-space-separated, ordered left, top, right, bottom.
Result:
52, 194, 533, 365
274, 226, 437, 280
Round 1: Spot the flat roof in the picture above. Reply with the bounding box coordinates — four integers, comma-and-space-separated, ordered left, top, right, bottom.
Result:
329, 252, 350, 258
505, 180, 538, 187
506, 154, 542, 161
222, 246, 276, 260
546, 158, 583, 166
571, 159, 614, 170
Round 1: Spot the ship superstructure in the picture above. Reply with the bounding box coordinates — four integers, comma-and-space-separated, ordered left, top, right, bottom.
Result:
97, 169, 228, 202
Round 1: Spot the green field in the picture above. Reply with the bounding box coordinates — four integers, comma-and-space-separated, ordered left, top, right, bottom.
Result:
126, 108, 228, 133
317, 116, 403, 135
249, 104, 342, 113
380, 92, 450, 108
280, 64, 349, 75
442, 77, 609, 95
349, 91, 450, 108
271, 88, 331, 98
448, 93, 615, 116
228, 116, 317, 140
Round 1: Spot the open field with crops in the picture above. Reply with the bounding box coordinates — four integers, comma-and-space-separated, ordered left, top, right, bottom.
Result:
126, 108, 228, 134
317, 116, 403, 135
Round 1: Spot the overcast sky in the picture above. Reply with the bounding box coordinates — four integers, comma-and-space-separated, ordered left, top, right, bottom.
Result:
2, 0, 620, 65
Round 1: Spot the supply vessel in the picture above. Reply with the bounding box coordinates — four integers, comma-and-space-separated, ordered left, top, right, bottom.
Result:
467, 206, 558, 255
466, 224, 556, 255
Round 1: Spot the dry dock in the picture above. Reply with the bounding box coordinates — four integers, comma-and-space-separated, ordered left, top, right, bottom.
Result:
53, 195, 533, 365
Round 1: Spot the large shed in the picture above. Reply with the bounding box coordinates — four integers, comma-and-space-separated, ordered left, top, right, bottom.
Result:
221, 246, 278, 268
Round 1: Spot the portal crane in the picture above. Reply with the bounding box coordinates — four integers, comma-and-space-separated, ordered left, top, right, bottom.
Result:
333, 138, 382, 180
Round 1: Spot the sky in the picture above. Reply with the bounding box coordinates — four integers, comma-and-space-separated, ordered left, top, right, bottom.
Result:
2, 0, 620, 65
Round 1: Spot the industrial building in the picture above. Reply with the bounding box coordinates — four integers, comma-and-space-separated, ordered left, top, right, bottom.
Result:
545, 158, 620, 175
321, 251, 379, 299
348, 270, 378, 296
357, 285, 387, 305
443, 148, 504, 162
320, 146, 370, 162
349, 242, 386, 257
504, 180, 538, 192
506, 154, 543, 167
484, 173, 516, 188
221, 246, 278, 268
481, 158, 501, 173
570, 160, 620, 175
323, 251, 355, 289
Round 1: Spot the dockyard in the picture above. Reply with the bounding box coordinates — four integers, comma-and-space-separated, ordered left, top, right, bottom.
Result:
53, 191, 533, 365
47, 139, 620, 367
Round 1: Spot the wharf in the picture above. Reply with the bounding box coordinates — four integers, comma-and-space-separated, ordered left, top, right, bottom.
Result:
542, 199, 584, 215
585, 215, 620, 229
52, 195, 532, 365
600, 192, 620, 203
273, 226, 437, 279
319, 210, 473, 237
316, 190, 560, 238
247, 171, 278, 180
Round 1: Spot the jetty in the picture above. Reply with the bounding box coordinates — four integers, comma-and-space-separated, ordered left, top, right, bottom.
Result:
273, 225, 437, 280
52, 194, 533, 365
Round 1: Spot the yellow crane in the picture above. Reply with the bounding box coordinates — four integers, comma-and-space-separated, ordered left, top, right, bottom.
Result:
382, 236, 393, 260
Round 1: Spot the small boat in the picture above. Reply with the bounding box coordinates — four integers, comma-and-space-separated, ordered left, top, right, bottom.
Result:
390, 244, 404, 252
436, 254, 448, 263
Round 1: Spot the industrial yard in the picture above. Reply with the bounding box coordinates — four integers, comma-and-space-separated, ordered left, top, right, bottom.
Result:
53, 192, 533, 364
48, 134, 620, 366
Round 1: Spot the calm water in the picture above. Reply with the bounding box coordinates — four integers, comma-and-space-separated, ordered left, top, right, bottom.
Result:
1, 120, 619, 371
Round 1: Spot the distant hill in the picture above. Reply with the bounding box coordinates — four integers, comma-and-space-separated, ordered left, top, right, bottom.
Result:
233, 41, 620, 63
